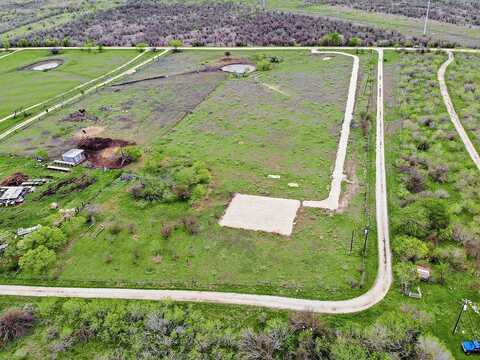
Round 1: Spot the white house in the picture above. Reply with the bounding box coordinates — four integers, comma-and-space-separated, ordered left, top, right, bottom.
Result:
62, 149, 86, 165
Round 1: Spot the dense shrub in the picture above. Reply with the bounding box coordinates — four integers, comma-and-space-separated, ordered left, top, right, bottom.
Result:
406, 168, 425, 193
429, 164, 449, 183
131, 156, 211, 204
416, 335, 454, 360
18, 245, 56, 274
0, 308, 36, 346
393, 236, 429, 262
0, 298, 450, 359
122, 146, 142, 163
392, 204, 430, 238
12, 2, 411, 48
17, 226, 67, 252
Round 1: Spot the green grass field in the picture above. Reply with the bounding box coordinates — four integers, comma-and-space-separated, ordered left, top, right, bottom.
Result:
0, 49, 140, 121
0, 49, 377, 301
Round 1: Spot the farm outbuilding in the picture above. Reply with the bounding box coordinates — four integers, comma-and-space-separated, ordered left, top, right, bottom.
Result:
0, 186, 32, 206
62, 149, 86, 165
416, 265, 431, 281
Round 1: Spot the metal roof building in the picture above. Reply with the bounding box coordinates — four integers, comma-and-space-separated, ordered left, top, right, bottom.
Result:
62, 149, 86, 165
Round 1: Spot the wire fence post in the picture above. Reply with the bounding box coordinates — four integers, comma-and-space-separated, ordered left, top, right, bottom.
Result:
349, 229, 354, 255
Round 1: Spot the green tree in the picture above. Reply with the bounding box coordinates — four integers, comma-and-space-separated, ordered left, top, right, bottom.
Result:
44, 38, 59, 47
392, 204, 429, 239
437, 262, 449, 285
122, 146, 142, 163
256, 59, 273, 71
62, 37, 70, 47
424, 199, 450, 231
331, 338, 371, 360
2, 38, 9, 50
394, 262, 417, 294
168, 39, 183, 52
34, 149, 49, 161
83, 39, 95, 52
347, 37, 362, 47
135, 42, 148, 52
18, 226, 66, 252
392, 236, 429, 262
18, 38, 30, 47
320, 32, 344, 46
19, 246, 56, 274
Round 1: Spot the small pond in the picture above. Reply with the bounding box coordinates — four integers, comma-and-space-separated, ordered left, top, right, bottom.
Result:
25, 59, 64, 71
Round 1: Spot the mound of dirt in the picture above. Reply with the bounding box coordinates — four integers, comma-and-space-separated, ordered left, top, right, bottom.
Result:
64, 109, 98, 122
78, 137, 132, 152
1, 172, 28, 186
77, 137, 135, 169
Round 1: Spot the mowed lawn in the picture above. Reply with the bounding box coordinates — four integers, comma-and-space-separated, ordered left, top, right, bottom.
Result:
48, 50, 377, 299
0, 49, 140, 119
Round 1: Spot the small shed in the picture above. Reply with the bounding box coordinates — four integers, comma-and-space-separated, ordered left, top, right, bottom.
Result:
416, 265, 431, 281
62, 149, 85, 165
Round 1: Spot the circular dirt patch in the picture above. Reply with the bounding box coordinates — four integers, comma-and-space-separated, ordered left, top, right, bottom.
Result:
74, 126, 105, 141
24, 59, 64, 71
221, 64, 256, 74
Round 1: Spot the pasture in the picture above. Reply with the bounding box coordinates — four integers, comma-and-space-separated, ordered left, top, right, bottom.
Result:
0, 49, 377, 300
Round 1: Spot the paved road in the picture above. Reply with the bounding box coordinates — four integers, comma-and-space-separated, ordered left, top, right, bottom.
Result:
0, 50, 148, 125
0, 49, 392, 314
304, 50, 359, 210
0, 49, 170, 141
438, 51, 480, 171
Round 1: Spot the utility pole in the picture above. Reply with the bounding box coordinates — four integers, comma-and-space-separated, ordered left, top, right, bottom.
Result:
453, 299, 468, 335
423, 0, 431, 36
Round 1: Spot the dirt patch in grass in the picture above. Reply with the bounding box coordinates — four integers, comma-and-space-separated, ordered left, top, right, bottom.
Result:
0, 172, 28, 186
337, 160, 360, 213
63, 109, 98, 122
73, 126, 105, 141
40, 174, 96, 198
78, 137, 131, 151
78, 136, 134, 169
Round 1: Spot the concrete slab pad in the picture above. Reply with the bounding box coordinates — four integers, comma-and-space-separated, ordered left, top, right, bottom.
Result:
219, 194, 301, 236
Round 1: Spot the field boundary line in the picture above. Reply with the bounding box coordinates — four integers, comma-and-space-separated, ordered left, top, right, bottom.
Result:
0, 49, 392, 314
0, 49, 149, 125
0, 49, 170, 142
438, 50, 480, 170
